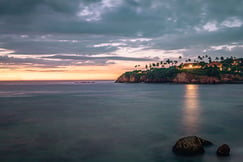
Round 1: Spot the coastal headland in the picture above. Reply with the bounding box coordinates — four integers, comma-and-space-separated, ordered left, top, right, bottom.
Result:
116, 57, 243, 84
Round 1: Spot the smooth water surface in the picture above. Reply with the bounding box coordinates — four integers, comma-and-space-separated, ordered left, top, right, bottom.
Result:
0, 81, 243, 162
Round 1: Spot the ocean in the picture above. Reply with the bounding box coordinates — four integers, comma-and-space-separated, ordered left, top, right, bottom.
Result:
0, 81, 242, 162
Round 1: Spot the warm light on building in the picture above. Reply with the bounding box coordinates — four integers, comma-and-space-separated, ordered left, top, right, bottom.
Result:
182, 63, 201, 69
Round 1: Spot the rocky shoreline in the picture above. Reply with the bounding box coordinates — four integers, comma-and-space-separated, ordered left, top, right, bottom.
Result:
115, 71, 243, 84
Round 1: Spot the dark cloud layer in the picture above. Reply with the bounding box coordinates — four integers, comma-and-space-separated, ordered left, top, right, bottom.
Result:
1, 0, 243, 35
0, 0, 243, 68
44, 54, 155, 61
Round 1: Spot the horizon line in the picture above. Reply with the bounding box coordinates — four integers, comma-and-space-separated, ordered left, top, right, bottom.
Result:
0, 79, 115, 82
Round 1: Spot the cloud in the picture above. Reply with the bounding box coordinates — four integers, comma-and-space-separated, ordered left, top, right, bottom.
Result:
0, 0, 243, 74
77, 0, 123, 22
203, 21, 219, 32
0, 34, 121, 55
221, 17, 243, 28
0, 55, 69, 68
44, 54, 156, 62
0, 0, 240, 36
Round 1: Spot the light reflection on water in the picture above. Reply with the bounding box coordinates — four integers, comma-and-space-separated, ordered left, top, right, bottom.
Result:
183, 84, 200, 134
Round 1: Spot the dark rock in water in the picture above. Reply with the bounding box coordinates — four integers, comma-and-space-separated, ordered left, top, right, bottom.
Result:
172, 136, 213, 156
217, 144, 230, 156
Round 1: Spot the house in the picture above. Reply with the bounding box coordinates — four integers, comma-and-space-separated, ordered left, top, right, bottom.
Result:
182, 63, 201, 69
232, 58, 243, 66
207, 62, 223, 70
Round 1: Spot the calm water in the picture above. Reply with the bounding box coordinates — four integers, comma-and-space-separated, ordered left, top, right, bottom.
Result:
0, 81, 243, 162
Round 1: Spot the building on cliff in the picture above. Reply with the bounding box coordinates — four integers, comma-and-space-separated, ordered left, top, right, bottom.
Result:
207, 62, 223, 70
182, 63, 201, 69
232, 58, 243, 66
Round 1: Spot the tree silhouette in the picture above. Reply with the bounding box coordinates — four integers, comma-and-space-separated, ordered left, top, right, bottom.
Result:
208, 57, 212, 63
198, 56, 202, 60
165, 59, 171, 67
174, 60, 178, 65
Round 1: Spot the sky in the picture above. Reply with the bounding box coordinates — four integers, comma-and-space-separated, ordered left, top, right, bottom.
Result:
1, 0, 243, 80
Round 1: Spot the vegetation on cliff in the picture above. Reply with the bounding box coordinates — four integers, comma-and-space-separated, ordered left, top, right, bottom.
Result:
116, 56, 243, 83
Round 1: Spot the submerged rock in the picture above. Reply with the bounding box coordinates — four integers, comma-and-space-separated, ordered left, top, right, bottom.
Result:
172, 136, 212, 156
216, 144, 230, 156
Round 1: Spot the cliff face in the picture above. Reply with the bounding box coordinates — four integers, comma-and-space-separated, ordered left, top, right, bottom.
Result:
115, 73, 142, 83
221, 74, 243, 82
115, 72, 170, 83
115, 72, 243, 84
172, 72, 221, 84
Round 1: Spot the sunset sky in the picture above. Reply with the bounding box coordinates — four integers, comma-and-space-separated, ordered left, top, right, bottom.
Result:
1, 0, 243, 80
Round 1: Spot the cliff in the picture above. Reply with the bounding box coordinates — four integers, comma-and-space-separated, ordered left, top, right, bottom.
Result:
172, 72, 220, 84
116, 57, 243, 84
115, 71, 243, 84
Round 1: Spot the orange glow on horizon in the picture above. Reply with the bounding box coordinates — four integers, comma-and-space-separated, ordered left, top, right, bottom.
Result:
0, 63, 135, 81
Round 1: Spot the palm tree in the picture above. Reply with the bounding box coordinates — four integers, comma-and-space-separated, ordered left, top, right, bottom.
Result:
174, 60, 178, 65
198, 55, 202, 60
160, 61, 163, 68
208, 57, 212, 63
166, 59, 171, 67
220, 56, 224, 61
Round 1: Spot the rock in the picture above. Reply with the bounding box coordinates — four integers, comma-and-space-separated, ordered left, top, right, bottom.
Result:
216, 144, 230, 156
172, 136, 212, 156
